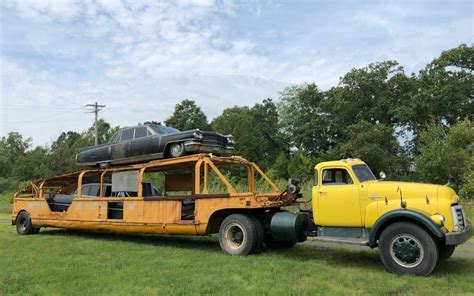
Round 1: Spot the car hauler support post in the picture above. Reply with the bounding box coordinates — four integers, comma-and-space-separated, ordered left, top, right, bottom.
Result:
194, 159, 203, 194
203, 161, 209, 194
77, 171, 87, 198
99, 170, 108, 197
138, 168, 145, 198
247, 165, 255, 193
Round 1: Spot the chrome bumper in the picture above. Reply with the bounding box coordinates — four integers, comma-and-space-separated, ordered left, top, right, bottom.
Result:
184, 141, 234, 155
445, 225, 472, 245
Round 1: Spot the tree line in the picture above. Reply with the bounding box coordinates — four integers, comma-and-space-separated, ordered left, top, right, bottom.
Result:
1, 44, 472, 198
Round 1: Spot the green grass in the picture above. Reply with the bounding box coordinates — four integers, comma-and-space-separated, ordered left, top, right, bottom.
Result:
1, 214, 473, 295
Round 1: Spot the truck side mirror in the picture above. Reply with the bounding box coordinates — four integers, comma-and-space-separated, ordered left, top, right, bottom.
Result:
379, 171, 386, 180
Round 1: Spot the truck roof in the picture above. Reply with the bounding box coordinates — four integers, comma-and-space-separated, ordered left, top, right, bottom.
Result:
315, 158, 367, 170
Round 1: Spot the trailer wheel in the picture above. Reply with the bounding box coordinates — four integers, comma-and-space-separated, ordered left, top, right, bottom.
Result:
438, 245, 456, 262
169, 142, 186, 158
219, 214, 261, 256
379, 222, 438, 276
16, 211, 39, 235
264, 236, 296, 249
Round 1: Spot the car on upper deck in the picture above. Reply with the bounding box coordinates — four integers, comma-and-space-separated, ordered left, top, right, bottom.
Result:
76, 124, 234, 167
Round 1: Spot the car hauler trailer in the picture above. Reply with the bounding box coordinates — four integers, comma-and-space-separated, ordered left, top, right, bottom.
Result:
12, 155, 471, 275
12, 154, 303, 255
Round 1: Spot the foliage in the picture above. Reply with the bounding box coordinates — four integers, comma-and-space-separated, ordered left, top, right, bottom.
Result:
212, 99, 285, 169
164, 99, 211, 131
415, 119, 473, 197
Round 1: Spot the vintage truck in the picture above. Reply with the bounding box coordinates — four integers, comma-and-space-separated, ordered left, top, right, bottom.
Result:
271, 158, 472, 276
11, 155, 471, 276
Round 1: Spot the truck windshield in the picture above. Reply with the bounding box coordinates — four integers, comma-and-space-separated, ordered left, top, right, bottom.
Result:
352, 165, 376, 182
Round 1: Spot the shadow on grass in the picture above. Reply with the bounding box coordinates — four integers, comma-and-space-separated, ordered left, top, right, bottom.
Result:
37, 228, 473, 276
39, 228, 221, 253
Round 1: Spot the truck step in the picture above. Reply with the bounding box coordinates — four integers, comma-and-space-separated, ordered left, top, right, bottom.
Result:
310, 237, 369, 246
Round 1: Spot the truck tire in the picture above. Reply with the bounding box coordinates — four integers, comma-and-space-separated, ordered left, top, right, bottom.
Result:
169, 142, 186, 158
248, 215, 264, 254
438, 245, 456, 262
219, 214, 261, 256
264, 237, 296, 249
16, 211, 39, 235
378, 222, 439, 276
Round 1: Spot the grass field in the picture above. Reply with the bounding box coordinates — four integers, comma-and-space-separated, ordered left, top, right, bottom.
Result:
1, 212, 473, 295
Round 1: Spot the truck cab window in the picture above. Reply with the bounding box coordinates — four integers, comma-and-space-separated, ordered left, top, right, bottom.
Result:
322, 168, 354, 185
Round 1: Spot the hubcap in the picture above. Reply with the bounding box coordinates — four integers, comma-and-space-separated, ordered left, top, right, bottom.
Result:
389, 233, 424, 268
171, 144, 183, 156
18, 217, 27, 232
224, 222, 245, 250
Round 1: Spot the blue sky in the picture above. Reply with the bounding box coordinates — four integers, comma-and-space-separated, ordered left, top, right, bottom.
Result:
1, 0, 472, 146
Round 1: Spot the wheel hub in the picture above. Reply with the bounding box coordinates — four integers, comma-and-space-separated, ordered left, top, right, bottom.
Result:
390, 234, 424, 268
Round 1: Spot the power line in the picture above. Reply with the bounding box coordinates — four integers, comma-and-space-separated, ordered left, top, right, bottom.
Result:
85, 102, 106, 146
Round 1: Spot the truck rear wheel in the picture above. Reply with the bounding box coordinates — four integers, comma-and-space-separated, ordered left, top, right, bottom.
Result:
16, 211, 40, 235
219, 214, 262, 256
378, 222, 438, 276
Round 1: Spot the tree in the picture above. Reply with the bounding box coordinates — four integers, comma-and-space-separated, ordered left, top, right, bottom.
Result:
212, 99, 285, 169
407, 44, 474, 137
279, 84, 334, 155
83, 119, 119, 145
165, 99, 211, 131
415, 119, 473, 196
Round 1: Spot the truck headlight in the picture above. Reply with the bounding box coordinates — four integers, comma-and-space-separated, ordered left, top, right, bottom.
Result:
193, 131, 203, 140
430, 214, 445, 226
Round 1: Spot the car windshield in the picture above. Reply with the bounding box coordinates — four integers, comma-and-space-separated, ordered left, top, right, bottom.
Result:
150, 125, 180, 135
352, 164, 376, 182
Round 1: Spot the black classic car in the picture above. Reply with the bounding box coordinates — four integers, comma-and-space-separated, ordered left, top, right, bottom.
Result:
76, 124, 234, 166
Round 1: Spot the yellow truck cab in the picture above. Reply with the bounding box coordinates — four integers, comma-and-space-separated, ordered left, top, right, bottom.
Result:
271, 159, 471, 276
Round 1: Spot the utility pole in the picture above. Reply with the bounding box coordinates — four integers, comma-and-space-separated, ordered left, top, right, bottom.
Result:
86, 102, 106, 146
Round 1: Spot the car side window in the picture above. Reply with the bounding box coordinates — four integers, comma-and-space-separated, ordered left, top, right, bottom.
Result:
322, 168, 354, 185
120, 129, 134, 141
134, 127, 148, 139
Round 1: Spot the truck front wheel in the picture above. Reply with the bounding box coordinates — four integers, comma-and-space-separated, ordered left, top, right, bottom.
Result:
438, 245, 456, 262
219, 214, 262, 256
378, 222, 438, 276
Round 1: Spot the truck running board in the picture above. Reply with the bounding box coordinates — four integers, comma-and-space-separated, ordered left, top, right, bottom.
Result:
310, 237, 369, 246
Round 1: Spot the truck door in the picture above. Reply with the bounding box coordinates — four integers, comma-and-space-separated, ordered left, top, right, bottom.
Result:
315, 167, 362, 227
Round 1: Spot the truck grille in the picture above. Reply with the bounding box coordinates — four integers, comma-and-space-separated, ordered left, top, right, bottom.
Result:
451, 205, 466, 229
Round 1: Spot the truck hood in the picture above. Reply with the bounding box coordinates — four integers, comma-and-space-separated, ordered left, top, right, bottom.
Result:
365, 180, 458, 207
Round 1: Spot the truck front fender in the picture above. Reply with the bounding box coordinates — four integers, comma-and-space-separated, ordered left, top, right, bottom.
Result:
368, 209, 445, 247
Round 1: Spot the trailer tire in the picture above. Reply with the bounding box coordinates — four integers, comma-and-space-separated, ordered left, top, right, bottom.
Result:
219, 214, 261, 256
438, 245, 455, 262
379, 222, 438, 276
264, 237, 296, 249
16, 211, 39, 235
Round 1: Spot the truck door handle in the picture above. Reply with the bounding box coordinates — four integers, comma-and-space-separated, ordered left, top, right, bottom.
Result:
319, 190, 327, 194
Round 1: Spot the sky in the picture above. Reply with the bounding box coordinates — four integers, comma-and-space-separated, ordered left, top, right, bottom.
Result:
0, 0, 472, 146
